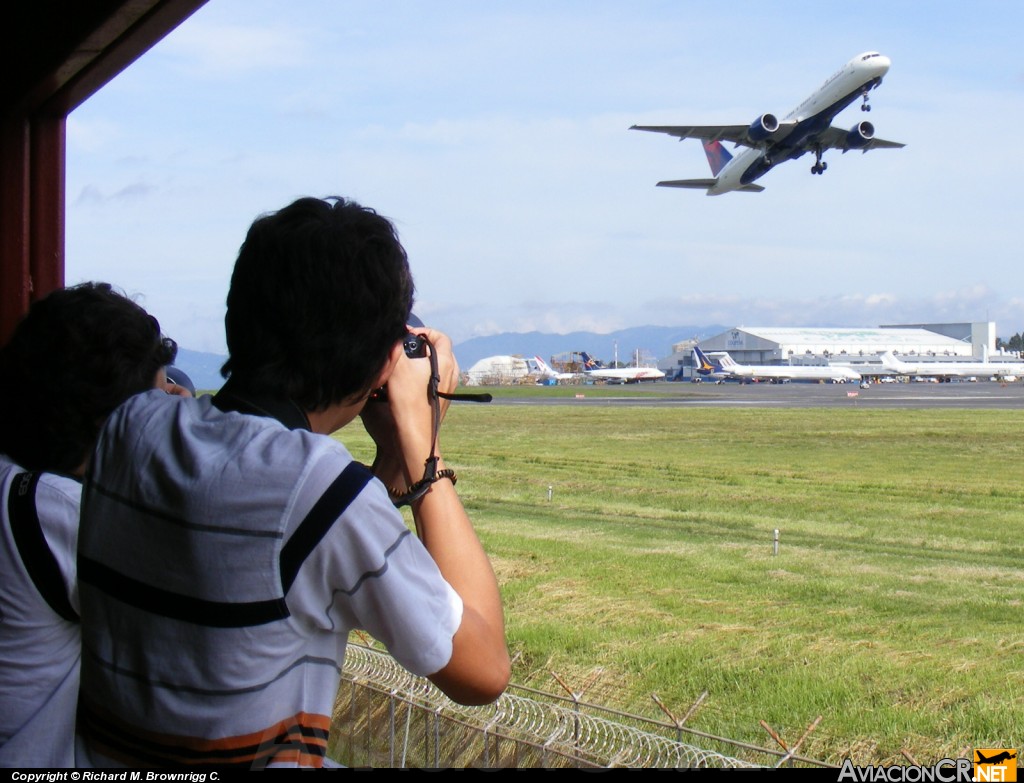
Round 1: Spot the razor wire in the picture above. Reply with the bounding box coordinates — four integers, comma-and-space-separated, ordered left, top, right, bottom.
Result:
339, 643, 765, 769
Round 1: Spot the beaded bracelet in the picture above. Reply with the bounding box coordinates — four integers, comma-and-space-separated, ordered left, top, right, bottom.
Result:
389, 468, 458, 506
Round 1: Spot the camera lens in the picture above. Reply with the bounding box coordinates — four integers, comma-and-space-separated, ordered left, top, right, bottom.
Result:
404, 333, 426, 358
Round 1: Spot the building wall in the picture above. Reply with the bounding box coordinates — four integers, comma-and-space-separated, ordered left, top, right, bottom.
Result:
695, 324, 986, 367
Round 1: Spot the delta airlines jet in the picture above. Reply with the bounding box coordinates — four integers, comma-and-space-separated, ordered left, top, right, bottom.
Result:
631, 52, 904, 195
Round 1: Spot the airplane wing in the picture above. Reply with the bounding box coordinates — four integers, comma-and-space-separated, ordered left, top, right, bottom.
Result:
818, 126, 906, 152
630, 121, 798, 149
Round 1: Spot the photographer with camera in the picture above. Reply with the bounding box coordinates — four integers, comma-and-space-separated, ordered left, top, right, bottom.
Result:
75, 197, 510, 768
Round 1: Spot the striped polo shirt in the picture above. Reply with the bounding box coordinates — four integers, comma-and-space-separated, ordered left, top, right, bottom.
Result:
0, 457, 81, 766
77, 390, 461, 768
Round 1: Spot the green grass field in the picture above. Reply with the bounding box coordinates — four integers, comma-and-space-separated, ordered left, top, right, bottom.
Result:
340, 398, 1023, 765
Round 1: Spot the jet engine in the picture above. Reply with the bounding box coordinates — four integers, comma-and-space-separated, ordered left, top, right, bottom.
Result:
747, 113, 779, 142
845, 120, 875, 149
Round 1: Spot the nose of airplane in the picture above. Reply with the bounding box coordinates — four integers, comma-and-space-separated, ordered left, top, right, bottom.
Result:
874, 54, 891, 75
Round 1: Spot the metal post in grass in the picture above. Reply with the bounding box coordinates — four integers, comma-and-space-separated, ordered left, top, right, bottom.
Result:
773, 529, 779, 556
551, 668, 604, 762
652, 690, 708, 745
548, 485, 553, 501
775, 715, 821, 768
762, 716, 822, 768
388, 689, 397, 768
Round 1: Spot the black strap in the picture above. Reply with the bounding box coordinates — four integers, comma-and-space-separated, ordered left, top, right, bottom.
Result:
378, 335, 490, 507
7, 471, 79, 622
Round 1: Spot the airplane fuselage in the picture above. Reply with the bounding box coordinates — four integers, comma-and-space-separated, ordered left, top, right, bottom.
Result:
882, 353, 1024, 379
725, 365, 861, 382
587, 367, 666, 383
708, 53, 891, 195
694, 348, 860, 382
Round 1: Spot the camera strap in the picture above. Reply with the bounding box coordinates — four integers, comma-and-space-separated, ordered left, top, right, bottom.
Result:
389, 335, 489, 507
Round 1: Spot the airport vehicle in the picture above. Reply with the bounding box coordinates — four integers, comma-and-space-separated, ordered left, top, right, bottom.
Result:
879, 351, 1024, 381
579, 352, 666, 383
631, 51, 904, 195
693, 347, 861, 383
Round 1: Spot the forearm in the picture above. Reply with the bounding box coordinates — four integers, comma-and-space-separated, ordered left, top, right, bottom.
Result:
412, 469, 510, 704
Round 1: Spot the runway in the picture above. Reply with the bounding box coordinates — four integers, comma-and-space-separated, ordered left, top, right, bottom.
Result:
492, 381, 1024, 409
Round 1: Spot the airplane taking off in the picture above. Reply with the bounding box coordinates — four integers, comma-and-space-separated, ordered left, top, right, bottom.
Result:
579, 352, 666, 383
631, 52, 904, 195
693, 347, 861, 383
879, 351, 1024, 380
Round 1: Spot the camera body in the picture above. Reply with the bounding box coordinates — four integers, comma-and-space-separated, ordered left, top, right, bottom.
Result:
403, 332, 427, 359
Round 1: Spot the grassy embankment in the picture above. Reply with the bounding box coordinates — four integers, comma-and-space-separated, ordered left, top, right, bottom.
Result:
340, 396, 1023, 765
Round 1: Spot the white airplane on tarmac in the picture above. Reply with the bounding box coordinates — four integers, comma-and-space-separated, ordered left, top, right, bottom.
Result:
579, 352, 666, 383
631, 51, 904, 195
879, 351, 1024, 381
528, 355, 578, 383
694, 347, 861, 383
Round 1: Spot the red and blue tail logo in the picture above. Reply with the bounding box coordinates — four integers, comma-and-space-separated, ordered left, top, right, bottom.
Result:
702, 140, 733, 177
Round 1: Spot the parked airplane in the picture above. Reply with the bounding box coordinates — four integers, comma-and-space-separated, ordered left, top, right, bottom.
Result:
879, 351, 1024, 381
693, 347, 861, 383
631, 51, 904, 195
691, 347, 730, 382
579, 351, 666, 383
528, 355, 578, 382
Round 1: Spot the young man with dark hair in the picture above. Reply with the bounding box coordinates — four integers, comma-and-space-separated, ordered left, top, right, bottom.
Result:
0, 282, 176, 767
77, 197, 510, 768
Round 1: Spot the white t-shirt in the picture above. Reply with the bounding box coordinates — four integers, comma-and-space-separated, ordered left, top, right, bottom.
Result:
77, 390, 462, 768
0, 456, 81, 767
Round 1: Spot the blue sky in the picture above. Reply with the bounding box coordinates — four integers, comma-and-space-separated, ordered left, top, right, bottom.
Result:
65, 1, 1024, 355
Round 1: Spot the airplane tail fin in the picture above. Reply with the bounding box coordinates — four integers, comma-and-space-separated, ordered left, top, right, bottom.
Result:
879, 351, 903, 370
702, 140, 732, 176
692, 347, 716, 374
717, 352, 738, 369
579, 351, 600, 370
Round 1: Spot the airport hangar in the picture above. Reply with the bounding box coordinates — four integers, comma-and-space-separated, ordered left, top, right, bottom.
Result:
660, 323, 997, 380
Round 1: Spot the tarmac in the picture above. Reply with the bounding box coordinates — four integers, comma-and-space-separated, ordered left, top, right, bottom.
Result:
493, 380, 1024, 409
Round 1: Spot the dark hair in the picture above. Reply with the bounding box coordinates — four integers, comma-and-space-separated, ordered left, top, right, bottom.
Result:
221, 196, 415, 409
0, 282, 176, 474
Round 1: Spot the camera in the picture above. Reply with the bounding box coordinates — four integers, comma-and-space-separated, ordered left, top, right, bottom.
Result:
403, 332, 427, 359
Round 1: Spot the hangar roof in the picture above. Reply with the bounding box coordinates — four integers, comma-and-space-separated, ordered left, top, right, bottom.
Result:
736, 326, 967, 350
701, 326, 974, 359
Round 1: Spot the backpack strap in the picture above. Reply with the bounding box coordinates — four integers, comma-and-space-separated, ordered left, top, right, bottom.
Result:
7, 471, 79, 622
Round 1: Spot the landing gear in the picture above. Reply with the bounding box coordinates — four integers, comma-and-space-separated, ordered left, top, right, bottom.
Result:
860, 89, 872, 112
810, 147, 828, 175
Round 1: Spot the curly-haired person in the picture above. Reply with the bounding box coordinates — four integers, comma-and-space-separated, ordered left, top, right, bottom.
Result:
0, 283, 176, 767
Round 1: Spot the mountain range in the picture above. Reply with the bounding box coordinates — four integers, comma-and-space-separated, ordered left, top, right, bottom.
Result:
172, 325, 726, 392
